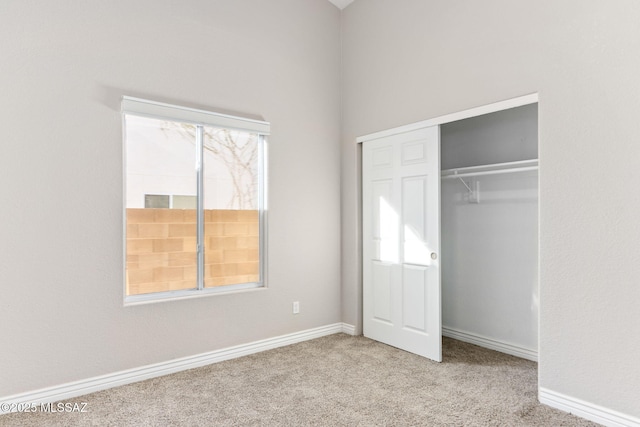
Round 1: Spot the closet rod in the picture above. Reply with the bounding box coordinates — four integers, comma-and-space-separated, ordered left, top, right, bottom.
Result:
441, 159, 538, 179
441, 166, 538, 179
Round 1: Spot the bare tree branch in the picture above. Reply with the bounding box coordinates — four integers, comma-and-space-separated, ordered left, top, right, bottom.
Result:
162, 122, 258, 209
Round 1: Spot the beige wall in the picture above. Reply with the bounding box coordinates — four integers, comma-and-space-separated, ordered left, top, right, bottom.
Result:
341, 0, 640, 417
0, 0, 341, 396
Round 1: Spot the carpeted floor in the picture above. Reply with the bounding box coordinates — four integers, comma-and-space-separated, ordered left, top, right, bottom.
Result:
0, 334, 598, 426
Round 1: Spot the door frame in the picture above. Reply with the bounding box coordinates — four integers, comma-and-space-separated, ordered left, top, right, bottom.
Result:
357, 92, 540, 361
357, 94, 538, 144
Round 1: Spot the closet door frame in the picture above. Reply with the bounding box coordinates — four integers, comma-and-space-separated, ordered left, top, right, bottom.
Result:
357, 92, 539, 359
357, 94, 538, 143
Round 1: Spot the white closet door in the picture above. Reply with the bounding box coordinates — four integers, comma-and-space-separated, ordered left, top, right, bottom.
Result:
362, 126, 441, 361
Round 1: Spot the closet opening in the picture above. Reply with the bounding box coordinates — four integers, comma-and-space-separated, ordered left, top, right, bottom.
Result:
360, 93, 539, 364
440, 103, 539, 362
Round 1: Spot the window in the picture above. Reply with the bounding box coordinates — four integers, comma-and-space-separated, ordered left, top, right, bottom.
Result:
122, 97, 269, 302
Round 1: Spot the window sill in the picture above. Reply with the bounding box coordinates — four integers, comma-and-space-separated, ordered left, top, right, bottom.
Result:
124, 283, 266, 306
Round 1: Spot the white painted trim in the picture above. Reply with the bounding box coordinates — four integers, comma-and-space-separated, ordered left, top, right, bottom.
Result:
341, 323, 357, 335
357, 93, 538, 143
539, 388, 640, 427
0, 323, 343, 414
442, 326, 537, 362
122, 96, 270, 135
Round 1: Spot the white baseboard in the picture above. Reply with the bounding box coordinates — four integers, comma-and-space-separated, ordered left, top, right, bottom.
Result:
540, 388, 640, 427
341, 322, 356, 335
0, 323, 344, 414
442, 326, 537, 362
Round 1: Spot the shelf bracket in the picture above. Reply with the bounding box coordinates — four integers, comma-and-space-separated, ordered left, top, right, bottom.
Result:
458, 177, 480, 203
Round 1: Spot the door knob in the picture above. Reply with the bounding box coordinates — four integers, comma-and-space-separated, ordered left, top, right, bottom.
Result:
430, 252, 438, 260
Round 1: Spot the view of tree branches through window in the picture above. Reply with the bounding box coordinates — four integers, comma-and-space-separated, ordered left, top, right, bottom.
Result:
125, 115, 262, 297
172, 123, 259, 209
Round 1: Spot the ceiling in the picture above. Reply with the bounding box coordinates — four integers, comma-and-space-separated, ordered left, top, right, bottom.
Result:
328, 0, 354, 10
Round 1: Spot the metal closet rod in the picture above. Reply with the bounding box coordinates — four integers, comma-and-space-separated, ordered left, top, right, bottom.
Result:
441, 159, 538, 179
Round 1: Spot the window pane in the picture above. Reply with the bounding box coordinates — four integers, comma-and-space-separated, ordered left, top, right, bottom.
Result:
202, 127, 261, 288
144, 194, 170, 209
125, 116, 197, 296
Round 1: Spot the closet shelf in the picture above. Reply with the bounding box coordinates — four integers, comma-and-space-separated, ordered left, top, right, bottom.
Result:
441, 159, 538, 179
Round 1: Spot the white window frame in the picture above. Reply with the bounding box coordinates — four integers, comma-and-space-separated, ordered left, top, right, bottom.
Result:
122, 96, 269, 304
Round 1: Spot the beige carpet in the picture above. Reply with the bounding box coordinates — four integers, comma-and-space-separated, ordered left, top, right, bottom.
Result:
0, 334, 597, 426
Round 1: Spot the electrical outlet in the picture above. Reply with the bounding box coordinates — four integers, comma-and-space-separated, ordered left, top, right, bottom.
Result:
293, 301, 300, 314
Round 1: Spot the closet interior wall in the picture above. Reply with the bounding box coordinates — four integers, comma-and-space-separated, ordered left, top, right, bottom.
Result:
440, 104, 539, 359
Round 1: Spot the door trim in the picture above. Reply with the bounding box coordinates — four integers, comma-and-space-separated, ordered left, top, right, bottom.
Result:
357, 93, 538, 143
